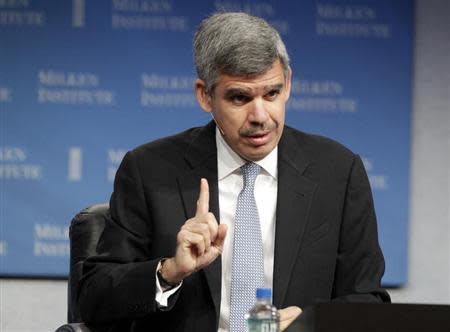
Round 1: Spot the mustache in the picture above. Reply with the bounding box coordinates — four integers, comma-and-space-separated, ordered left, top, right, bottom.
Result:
239, 122, 278, 136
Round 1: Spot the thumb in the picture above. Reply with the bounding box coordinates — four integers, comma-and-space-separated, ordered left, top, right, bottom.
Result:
213, 224, 227, 251
279, 306, 302, 331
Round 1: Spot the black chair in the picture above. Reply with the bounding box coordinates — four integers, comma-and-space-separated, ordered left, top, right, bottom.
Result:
55, 204, 109, 332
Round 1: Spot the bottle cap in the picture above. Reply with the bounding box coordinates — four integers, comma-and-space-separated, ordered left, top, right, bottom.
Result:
256, 288, 272, 299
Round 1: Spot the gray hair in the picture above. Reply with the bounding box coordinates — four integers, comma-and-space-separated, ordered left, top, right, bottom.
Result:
193, 12, 290, 92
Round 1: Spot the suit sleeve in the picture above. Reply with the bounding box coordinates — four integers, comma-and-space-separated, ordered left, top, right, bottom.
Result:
78, 150, 167, 324
331, 155, 391, 303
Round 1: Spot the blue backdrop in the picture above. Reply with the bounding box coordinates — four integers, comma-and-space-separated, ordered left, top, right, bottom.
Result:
0, 0, 413, 286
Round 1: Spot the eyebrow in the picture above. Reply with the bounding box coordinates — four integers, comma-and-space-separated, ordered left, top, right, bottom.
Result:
265, 83, 284, 92
223, 83, 285, 98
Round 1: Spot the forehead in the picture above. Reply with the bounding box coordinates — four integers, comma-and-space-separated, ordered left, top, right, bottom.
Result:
215, 61, 286, 93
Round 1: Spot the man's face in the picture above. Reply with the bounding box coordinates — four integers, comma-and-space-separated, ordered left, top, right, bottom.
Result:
196, 60, 291, 161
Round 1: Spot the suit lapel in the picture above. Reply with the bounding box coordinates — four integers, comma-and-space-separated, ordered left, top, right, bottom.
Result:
273, 127, 317, 307
177, 121, 222, 324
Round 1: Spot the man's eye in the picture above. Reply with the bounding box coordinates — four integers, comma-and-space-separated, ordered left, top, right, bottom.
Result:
266, 90, 280, 100
230, 94, 249, 104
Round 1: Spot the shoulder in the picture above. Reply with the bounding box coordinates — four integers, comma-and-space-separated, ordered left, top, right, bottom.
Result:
280, 126, 363, 184
282, 126, 355, 161
116, 125, 208, 178
131, 126, 204, 158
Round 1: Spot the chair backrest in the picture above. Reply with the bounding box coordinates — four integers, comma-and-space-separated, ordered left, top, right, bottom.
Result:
68, 203, 109, 323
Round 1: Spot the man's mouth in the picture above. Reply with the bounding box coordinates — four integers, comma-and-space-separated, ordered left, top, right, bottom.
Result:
243, 131, 271, 146
240, 122, 278, 147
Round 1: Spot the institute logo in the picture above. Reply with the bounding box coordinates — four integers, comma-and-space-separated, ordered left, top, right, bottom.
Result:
316, 3, 390, 39
140, 73, 196, 108
0, 0, 46, 27
0, 146, 42, 180
34, 223, 69, 257
37, 69, 115, 106
287, 79, 358, 113
111, 0, 188, 31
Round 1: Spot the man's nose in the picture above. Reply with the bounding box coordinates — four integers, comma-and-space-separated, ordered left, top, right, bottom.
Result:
248, 98, 268, 124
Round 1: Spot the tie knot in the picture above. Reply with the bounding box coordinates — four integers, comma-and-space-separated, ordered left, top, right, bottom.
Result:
241, 162, 261, 187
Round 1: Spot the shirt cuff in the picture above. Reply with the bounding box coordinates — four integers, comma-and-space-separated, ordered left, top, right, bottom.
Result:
155, 260, 183, 307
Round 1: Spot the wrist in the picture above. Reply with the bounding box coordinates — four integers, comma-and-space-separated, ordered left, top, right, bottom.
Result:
158, 258, 183, 286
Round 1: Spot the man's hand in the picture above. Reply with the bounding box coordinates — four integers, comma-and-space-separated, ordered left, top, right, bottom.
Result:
160, 178, 227, 284
279, 306, 302, 331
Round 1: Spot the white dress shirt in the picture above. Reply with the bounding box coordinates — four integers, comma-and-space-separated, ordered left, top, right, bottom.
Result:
156, 128, 278, 332
216, 129, 278, 332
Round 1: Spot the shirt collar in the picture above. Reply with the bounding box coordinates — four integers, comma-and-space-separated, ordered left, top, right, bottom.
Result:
215, 127, 278, 180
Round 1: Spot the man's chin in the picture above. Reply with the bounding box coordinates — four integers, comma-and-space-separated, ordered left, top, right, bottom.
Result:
238, 144, 274, 162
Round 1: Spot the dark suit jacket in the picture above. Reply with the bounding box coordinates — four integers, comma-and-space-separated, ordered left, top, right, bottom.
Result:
78, 121, 389, 331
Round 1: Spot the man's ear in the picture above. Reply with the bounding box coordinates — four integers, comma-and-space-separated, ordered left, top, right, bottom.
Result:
195, 79, 213, 113
284, 67, 292, 102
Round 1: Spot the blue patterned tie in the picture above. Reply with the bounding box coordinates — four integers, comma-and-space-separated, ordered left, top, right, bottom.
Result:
229, 162, 265, 332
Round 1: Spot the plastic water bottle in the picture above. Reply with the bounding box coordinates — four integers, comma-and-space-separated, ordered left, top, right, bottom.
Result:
245, 288, 280, 332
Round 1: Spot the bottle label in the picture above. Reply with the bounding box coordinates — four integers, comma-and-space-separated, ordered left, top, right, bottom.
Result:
247, 319, 279, 332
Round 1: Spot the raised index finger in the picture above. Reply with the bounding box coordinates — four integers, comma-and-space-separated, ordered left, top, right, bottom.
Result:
195, 178, 209, 217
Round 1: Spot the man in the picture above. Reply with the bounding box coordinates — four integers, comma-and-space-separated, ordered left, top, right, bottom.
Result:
79, 12, 390, 332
